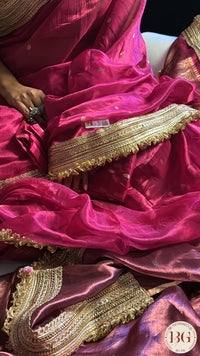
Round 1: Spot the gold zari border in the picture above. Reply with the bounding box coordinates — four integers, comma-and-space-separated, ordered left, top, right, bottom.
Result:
48, 104, 200, 180
0, 228, 57, 253
33, 248, 86, 269
3, 266, 63, 345
4, 271, 153, 356
177, 56, 200, 87
0, 169, 46, 190
0, 0, 50, 36
0, 228, 85, 262
182, 15, 200, 61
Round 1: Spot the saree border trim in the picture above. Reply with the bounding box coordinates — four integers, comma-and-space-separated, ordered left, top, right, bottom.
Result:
4, 271, 153, 356
0, 0, 50, 36
32, 248, 86, 269
176, 56, 200, 86
3, 266, 63, 349
48, 104, 200, 180
182, 15, 200, 61
0, 228, 85, 262
0, 228, 58, 253
0, 169, 46, 190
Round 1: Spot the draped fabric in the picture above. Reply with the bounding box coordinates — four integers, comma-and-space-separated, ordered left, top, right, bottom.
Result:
161, 15, 200, 94
0, 0, 200, 354
0, 0, 199, 254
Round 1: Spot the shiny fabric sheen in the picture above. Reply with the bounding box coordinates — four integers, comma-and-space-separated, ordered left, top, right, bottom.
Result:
0, 1, 200, 354
1, 240, 200, 354
0, 0, 199, 255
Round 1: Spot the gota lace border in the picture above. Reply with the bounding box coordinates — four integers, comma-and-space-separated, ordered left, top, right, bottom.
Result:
48, 104, 200, 180
0, 0, 50, 36
0, 169, 46, 190
33, 248, 86, 269
182, 15, 200, 61
3, 270, 153, 356
3, 266, 63, 351
0, 228, 85, 263
0, 228, 57, 253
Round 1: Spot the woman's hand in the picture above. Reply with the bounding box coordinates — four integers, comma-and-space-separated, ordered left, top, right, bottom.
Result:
0, 60, 46, 118
2, 81, 46, 118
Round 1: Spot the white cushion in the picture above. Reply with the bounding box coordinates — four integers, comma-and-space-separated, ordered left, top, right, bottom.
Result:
142, 32, 177, 74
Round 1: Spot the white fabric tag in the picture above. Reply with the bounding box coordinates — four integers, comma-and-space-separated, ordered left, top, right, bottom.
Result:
85, 120, 110, 129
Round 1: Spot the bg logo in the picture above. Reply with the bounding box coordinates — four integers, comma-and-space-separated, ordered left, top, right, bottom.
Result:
164, 321, 197, 353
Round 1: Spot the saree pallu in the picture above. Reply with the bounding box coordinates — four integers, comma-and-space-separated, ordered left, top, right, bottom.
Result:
161, 15, 200, 94
0, 0, 198, 184
0, 1, 200, 355
0, 1, 200, 254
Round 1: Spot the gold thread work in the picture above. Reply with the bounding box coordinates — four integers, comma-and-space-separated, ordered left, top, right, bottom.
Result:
0, 169, 46, 190
177, 56, 200, 87
0, 228, 57, 253
3, 266, 63, 350
48, 104, 200, 180
0, 0, 50, 36
182, 15, 200, 61
0, 228, 85, 262
3, 271, 153, 355
32, 248, 85, 269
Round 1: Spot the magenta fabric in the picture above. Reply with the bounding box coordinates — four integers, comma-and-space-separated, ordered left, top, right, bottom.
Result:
0, 272, 16, 354
1, 11, 200, 254
0, 0, 199, 183
161, 33, 200, 95
0, 0, 199, 255
0, 176, 200, 254
0, 2, 200, 354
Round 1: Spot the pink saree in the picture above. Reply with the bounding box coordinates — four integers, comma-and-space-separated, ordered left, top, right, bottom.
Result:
0, 0, 200, 354
0, 0, 199, 254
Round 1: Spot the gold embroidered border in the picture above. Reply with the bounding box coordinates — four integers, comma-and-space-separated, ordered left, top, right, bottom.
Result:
3, 266, 63, 343
4, 271, 153, 356
32, 248, 85, 269
177, 56, 200, 87
0, 228, 85, 263
48, 104, 200, 180
0, 0, 50, 36
0, 228, 57, 253
0, 169, 46, 190
182, 15, 200, 61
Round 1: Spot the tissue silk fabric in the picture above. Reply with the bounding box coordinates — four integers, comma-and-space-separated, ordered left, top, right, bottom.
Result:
0, 1, 200, 355
0, 0, 199, 254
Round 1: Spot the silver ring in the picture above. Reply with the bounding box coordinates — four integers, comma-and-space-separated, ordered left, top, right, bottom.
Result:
27, 105, 46, 125
29, 106, 41, 120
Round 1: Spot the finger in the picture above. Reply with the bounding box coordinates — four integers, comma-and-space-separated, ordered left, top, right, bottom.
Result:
82, 173, 88, 191
12, 94, 34, 117
39, 90, 46, 101
20, 97, 35, 117
72, 175, 81, 192
14, 101, 30, 118
31, 91, 45, 108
